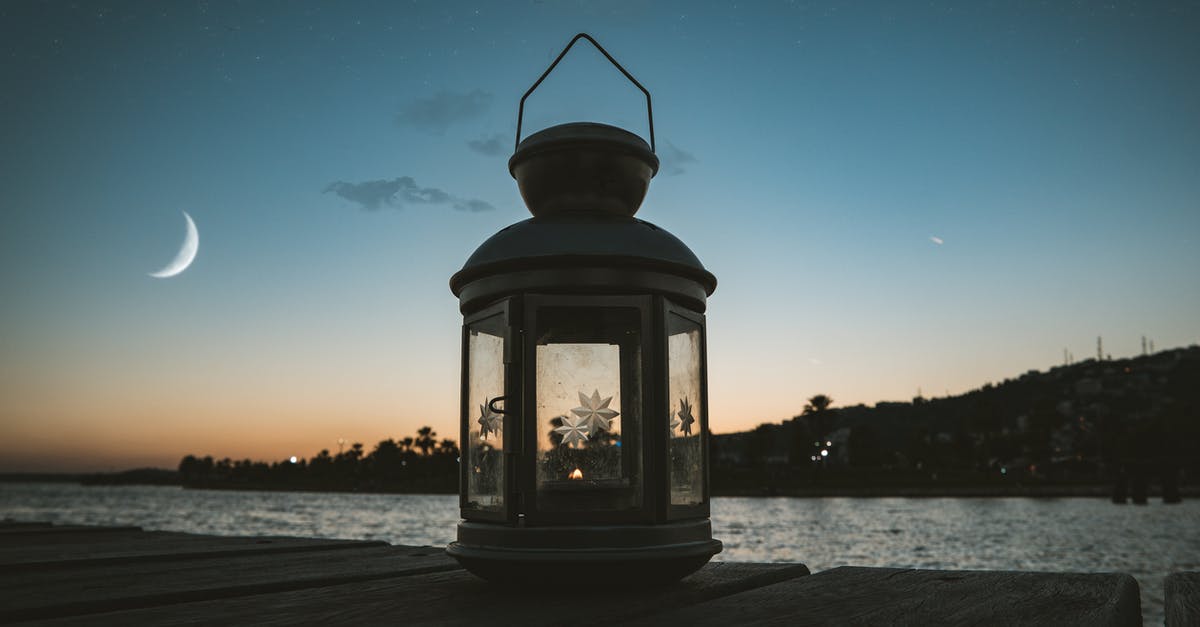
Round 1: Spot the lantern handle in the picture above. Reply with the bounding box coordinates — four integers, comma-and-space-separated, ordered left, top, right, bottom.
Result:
515, 32, 655, 153
488, 396, 509, 416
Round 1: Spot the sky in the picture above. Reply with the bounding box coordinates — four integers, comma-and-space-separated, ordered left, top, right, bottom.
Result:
1, 1, 1198, 472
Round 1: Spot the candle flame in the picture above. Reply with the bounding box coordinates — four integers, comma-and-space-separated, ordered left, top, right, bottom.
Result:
569, 468, 583, 480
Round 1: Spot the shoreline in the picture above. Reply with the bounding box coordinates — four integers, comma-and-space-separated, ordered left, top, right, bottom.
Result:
713, 484, 1200, 498
3, 475, 1196, 499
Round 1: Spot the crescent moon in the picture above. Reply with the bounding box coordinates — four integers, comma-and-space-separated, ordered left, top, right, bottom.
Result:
149, 211, 199, 278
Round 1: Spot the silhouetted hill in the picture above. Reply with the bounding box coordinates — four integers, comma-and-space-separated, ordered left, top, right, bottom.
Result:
0, 473, 84, 483
79, 468, 179, 486
712, 345, 1200, 495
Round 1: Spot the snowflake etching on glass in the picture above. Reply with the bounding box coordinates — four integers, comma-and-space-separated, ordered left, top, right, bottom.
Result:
553, 414, 591, 447
572, 389, 620, 434
675, 396, 696, 436
477, 399, 502, 440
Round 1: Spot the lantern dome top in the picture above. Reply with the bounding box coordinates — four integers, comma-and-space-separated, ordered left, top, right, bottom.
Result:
509, 122, 659, 218
451, 120, 714, 313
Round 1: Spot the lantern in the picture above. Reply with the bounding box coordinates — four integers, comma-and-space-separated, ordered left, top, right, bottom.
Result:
446, 33, 721, 585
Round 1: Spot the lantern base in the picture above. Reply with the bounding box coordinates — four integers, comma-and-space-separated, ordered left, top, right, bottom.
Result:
446, 519, 722, 586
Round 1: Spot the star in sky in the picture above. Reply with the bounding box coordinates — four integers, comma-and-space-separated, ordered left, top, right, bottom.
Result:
571, 389, 620, 434
554, 415, 591, 447
477, 400, 502, 440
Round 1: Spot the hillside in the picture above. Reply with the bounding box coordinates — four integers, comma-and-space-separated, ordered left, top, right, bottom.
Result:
712, 346, 1200, 494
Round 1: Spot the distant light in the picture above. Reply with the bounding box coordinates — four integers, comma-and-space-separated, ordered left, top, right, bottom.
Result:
289, 456, 297, 463
825, 441, 832, 447
811, 456, 817, 461
820, 449, 829, 457
1001, 467, 1007, 475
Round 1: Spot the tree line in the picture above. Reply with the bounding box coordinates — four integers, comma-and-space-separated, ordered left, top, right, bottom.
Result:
178, 426, 459, 493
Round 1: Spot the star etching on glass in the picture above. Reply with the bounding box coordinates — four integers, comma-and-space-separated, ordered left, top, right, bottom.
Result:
572, 389, 620, 434
477, 399, 502, 440
554, 414, 591, 447
676, 396, 696, 436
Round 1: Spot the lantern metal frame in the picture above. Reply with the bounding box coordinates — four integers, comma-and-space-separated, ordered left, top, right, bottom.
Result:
458, 299, 515, 524
660, 299, 712, 521
446, 32, 720, 585
456, 293, 714, 526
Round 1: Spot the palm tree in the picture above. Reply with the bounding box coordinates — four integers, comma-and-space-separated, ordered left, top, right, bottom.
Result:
369, 439, 403, 482
802, 394, 836, 453
416, 426, 437, 456
803, 394, 833, 415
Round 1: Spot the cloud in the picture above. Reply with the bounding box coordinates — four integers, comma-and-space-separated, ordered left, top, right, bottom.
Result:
467, 133, 508, 157
322, 178, 407, 210
660, 140, 697, 176
453, 198, 496, 212
323, 176, 495, 212
930, 235, 944, 245
396, 89, 493, 133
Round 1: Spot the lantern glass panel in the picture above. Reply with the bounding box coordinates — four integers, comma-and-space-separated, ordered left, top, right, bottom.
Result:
534, 306, 643, 511
465, 312, 506, 512
667, 311, 704, 506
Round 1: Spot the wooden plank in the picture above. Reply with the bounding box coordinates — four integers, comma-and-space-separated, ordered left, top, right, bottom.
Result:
0, 529, 161, 551
1167, 572, 1200, 627
626, 566, 1142, 627
0, 545, 458, 623
0, 525, 141, 538
1, 530, 387, 569
31, 561, 810, 626
0, 521, 53, 531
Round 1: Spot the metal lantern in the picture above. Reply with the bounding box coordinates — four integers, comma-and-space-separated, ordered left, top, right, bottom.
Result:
446, 34, 721, 585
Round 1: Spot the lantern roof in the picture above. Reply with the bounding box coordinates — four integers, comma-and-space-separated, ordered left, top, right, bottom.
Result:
450, 212, 716, 295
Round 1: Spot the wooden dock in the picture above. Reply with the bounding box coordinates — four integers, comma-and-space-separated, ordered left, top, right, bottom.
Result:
1, 521, 1189, 625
